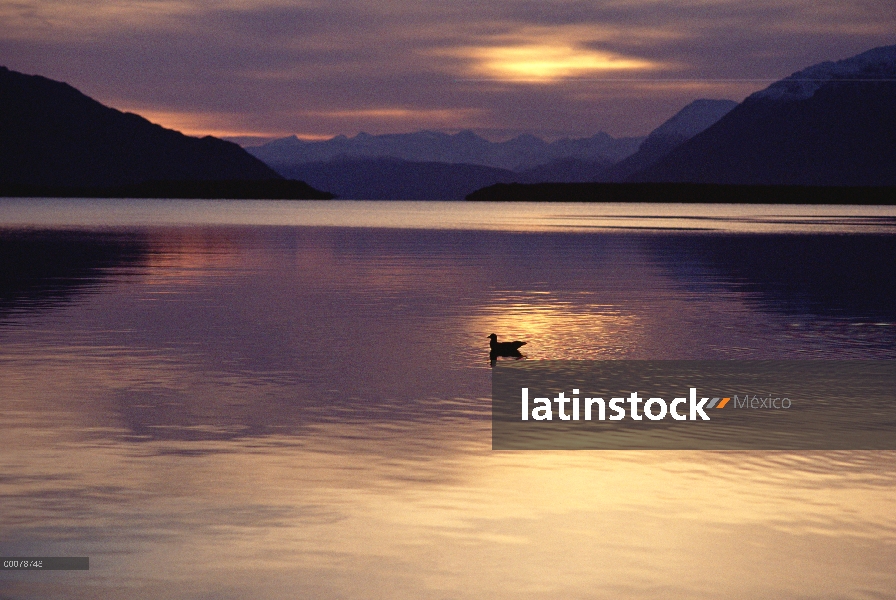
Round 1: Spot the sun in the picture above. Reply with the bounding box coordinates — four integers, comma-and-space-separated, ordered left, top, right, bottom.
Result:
470, 44, 656, 81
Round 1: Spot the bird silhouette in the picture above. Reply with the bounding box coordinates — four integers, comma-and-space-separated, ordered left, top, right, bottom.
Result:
488, 333, 527, 366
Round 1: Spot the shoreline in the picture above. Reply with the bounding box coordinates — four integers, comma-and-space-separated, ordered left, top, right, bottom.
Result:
465, 182, 896, 204
0, 179, 334, 200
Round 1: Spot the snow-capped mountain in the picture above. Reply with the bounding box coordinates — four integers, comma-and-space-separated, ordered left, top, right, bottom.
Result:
633, 45, 896, 186
750, 45, 896, 102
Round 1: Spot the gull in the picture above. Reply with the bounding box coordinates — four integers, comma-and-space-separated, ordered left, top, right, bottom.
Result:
488, 333, 527, 356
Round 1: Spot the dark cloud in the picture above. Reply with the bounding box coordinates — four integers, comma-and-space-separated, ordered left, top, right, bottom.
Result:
1, 0, 893, 138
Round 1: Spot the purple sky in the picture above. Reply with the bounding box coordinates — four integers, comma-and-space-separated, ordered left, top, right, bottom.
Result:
2, 0, 893, 141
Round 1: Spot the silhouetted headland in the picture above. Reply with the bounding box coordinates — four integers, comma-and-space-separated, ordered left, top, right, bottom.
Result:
0, 66, 332, 198
466, 182, 896, 204
0, 179, 334, 200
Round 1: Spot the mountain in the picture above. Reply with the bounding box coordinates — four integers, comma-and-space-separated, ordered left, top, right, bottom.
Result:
248, 129, 643, 171
517, 157, 615, 183
0, 66, 328, 196
632, 45, 896, 186
251, 128, 644, 198
277, 157, 528, 200
273, 155, 628, 200
605, 99, 737, 181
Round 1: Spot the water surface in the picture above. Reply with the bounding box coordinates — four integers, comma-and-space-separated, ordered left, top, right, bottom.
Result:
1, 200, 895, 599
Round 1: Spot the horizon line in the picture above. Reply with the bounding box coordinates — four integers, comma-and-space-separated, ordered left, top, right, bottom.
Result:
455, 77, 896, 82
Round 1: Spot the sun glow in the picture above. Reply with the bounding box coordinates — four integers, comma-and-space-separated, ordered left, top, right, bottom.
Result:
115, 108, 292, 138
470, 44, 656, 81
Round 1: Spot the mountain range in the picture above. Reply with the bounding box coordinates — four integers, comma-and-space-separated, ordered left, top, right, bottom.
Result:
252, 44, 896, 197
247, 100, 736, 199
248, 129, 643, 172
3, 43, 893, 200
251, 100, 733, 199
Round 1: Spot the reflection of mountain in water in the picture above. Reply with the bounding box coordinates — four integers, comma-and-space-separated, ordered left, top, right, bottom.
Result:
0, 230, 147, 317
651, 234, 896, 320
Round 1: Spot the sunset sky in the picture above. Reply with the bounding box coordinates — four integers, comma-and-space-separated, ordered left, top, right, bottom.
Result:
1, 0, 893, 141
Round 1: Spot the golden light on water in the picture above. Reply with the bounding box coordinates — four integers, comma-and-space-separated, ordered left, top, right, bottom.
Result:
472, 296, 643, 360
3, 217, 896, 598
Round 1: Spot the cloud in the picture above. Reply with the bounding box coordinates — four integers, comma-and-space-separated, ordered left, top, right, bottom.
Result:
1, 0, 893, 137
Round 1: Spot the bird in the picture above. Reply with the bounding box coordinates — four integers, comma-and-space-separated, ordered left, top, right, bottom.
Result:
488, 333, 527, 356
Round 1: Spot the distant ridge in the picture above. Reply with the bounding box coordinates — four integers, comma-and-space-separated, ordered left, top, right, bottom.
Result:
631, 45, 896, 186
274, 155, 622, 200
249, 128, 645, 199
248, 129, 643, 171
0, 66, 331, 198
276, 156, 524, 200
605, 99, 737, 181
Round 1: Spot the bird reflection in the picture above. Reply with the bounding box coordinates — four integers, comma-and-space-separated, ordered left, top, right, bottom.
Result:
488, 333, 527, 367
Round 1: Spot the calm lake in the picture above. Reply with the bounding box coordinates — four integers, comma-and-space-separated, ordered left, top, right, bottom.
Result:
1, 199, 895, 599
